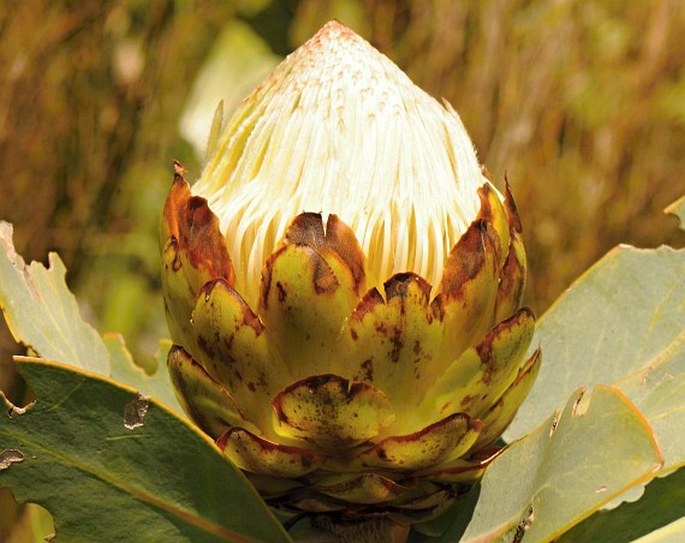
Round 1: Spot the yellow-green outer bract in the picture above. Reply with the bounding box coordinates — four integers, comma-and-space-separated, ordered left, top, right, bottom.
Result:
160, 159, 540, 521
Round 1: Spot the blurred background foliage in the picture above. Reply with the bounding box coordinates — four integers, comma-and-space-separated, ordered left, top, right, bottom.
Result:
1, 0, 683, 540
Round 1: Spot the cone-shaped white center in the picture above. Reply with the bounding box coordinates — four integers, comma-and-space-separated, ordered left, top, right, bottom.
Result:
193, 21, 489, 308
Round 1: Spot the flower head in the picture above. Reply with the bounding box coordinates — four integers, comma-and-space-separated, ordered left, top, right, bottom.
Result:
193, 21, 488, 308
160, 21, 539, 521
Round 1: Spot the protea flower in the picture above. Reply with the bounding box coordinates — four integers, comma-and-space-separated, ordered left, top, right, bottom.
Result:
160, 21, 540, 524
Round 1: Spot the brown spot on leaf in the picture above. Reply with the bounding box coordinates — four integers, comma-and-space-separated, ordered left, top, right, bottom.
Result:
241, 303, 264, 335
362, 413, 478, 469
124, 393, 149, 430
260, 253, 275, 308
359, 359, 374, 381
223, 333, 235, 355
389, 327, 403, 363
430, 295, 446, 321
459, 395, 476, 410
164, 237, 182, 271
215, 430, 230, 450
0, 449, 24, 470
273, 374, 378, 429
197, 334, 214, 360
257, 370, 268, 388
182, 197, 231, 274
300, 454, 315, 469
476, 184, 507, 261
276, 281, 287, 302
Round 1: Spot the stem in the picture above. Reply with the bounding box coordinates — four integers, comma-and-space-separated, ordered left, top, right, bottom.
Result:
310, 515, 408, 543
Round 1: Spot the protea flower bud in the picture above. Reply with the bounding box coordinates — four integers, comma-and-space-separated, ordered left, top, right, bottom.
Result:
160, 21, 540, 524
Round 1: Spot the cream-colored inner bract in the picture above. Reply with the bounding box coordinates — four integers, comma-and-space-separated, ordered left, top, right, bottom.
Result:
192, 22, 489, 309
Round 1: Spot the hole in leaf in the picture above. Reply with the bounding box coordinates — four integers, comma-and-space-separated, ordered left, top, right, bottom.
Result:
123, 393, 149, 430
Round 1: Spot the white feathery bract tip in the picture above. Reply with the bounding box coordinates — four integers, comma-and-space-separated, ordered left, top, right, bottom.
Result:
192, 20, 490, 308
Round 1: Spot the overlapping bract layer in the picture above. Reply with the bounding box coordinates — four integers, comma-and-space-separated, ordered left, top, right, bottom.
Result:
160, 163, 540, 518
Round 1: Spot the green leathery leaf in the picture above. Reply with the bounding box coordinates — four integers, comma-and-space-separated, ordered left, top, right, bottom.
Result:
435, 386, 662, 542
505, 244, 685, 478
612, 329, 685, 472
0, 222, 180, 413
558, 467, 685, 543
0, 221, 109, 374
0, 357, 292, 543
